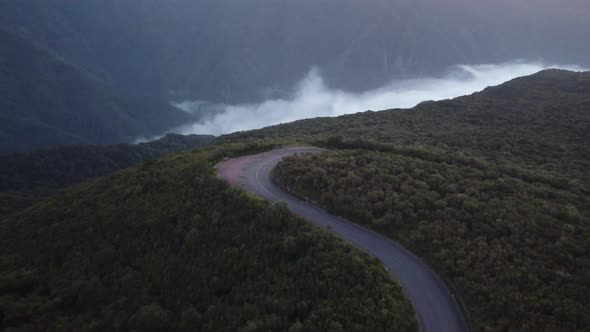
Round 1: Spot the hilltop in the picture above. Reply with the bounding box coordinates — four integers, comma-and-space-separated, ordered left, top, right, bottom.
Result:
225, 69, 590, 181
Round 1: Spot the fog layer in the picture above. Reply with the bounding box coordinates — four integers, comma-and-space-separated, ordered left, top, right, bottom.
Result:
175, 62, 584, 136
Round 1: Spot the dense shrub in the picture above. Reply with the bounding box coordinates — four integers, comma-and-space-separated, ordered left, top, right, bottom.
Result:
273, 149, 590, 330
0, 150, 417, 331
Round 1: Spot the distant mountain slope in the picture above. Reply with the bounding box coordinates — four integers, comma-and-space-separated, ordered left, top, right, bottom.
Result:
0, 1, 587, 103
0, 27, 192, 154
0, 146, 417, 331
1, 1, 588, 153
0, 134, 214, 219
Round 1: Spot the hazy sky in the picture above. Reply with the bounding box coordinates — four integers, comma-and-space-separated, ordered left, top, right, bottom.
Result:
171, 62, 585, 136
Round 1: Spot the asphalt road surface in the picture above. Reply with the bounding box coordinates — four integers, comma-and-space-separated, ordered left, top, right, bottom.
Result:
218, 147, 468, 332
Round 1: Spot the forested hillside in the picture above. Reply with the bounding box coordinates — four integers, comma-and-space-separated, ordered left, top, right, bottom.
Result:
0, 134, 214, 219
221, 69, 590, 330
0, 27, 192, 154
273, 149, 589, 330
0, 145, 417, 331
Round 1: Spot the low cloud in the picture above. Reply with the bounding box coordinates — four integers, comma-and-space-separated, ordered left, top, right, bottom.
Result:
173, 62, 585, 136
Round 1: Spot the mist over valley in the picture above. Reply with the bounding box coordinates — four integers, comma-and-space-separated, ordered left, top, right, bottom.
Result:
173, 62, 586, 136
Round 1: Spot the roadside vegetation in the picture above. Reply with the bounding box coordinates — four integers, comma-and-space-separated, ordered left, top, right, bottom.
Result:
0, 144, 417, 331
273, 147, 589, 330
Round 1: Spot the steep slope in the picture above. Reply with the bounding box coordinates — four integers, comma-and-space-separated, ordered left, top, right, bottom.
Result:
0, 146, 417, 331
0, 27, 192, 154
0, 134, 214, 219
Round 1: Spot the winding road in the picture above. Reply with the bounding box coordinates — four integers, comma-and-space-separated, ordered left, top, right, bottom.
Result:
217, 147, 468, 332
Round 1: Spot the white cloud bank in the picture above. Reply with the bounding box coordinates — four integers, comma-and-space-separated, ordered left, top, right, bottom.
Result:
174, 62, 585, 136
